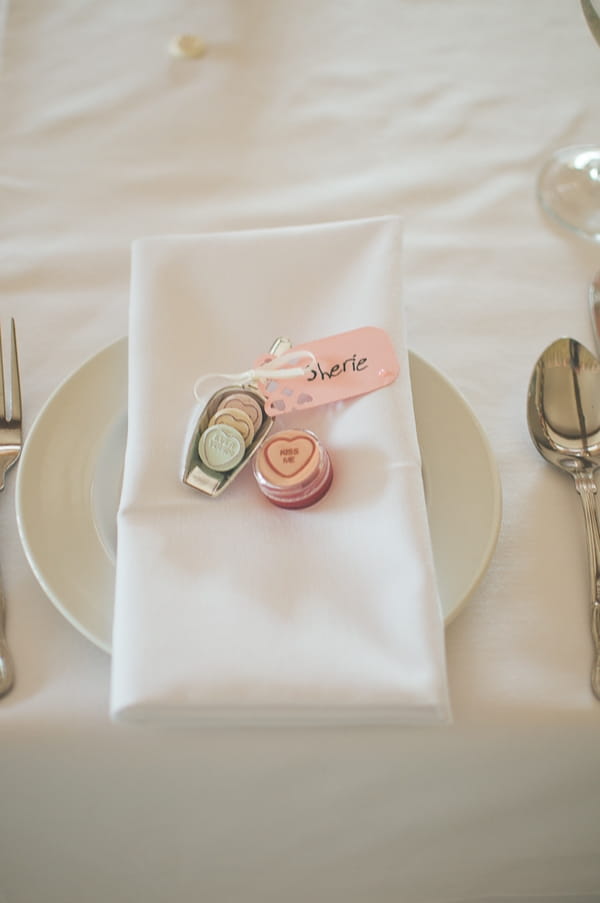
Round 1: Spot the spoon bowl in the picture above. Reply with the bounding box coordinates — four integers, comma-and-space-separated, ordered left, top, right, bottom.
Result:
528, 338, 600, 470
527, 337, 600, 699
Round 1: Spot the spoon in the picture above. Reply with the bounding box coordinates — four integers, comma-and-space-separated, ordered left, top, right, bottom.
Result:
527, 337, 600, 699
588, 270, 600, 357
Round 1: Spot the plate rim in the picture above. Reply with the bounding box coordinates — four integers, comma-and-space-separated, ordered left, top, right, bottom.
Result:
16, 339, 502, 653
411, 351, 502, 625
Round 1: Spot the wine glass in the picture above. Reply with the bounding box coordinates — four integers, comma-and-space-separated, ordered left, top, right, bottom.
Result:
536, 0, 600, 241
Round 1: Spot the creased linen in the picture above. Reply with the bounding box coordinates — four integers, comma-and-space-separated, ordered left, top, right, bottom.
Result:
110, 215, 450, 725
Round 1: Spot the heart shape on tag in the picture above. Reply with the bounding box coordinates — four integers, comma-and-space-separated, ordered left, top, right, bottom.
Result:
263, 432, 317, 479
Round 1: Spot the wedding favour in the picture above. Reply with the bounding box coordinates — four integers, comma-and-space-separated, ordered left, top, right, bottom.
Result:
182, 337, 312, 496
182, 326, 400, 501
253, 429, 333, 509
182, 383, 272, 494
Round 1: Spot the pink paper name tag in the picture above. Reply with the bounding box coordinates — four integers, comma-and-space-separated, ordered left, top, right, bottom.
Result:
255, 326, 400, 415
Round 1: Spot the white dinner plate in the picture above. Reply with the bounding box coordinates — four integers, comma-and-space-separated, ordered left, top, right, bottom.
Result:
16, 339, 501, 654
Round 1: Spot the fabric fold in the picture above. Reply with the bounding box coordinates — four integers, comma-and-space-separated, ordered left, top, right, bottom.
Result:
110, 216, 451, 725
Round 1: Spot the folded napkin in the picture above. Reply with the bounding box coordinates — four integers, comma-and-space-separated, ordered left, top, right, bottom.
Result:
110, 216, 451, 725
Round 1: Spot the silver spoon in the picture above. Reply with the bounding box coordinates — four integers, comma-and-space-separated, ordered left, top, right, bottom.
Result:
527, 337, 600, 699
588, 270, 600, 357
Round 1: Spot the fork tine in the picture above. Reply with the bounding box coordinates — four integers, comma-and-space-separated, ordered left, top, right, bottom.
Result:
10, 319, 21, 425
0, 325, 5, 423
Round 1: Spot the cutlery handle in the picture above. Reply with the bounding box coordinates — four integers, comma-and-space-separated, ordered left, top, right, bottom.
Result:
574, 472, 600, 699
593, 602, 600, 699
0, 639, 14, 698
0, 578, 14, 698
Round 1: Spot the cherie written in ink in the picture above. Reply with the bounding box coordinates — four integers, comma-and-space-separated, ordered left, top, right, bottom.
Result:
306, 353, 368, 381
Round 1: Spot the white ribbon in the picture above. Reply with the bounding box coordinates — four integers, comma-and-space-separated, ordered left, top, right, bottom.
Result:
193, 348, 316, 401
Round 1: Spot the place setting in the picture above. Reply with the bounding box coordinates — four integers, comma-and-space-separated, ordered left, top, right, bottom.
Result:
6, 4, 600, 900
11, 216, 502, 725
525, 2, 600, 703
526, 270, 600, 701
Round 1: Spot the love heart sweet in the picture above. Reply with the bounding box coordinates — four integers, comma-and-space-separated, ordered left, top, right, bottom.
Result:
198, 424, 246, 473
262, 432, 319, 482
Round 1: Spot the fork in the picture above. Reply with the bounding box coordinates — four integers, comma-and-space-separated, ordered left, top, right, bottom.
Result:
0, 320, 22, 698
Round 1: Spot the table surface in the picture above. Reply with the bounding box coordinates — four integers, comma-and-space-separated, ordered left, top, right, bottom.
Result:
1, 2, 600, 902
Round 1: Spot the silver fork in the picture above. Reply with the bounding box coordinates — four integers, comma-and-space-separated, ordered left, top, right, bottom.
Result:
0, 320, 22, 698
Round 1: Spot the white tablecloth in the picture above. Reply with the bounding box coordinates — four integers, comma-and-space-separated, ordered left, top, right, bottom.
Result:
1, 2, 599, 901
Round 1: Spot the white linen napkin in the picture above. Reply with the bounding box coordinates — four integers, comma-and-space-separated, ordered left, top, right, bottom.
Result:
110, 216, 451, 725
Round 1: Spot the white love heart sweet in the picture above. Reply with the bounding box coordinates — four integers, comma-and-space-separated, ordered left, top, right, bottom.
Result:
198, 424, 245, 473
